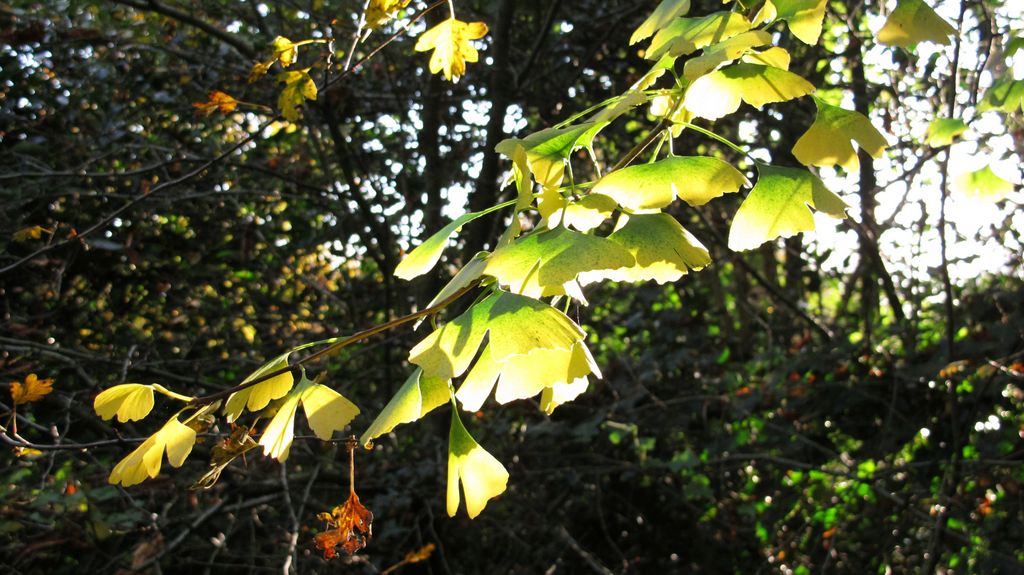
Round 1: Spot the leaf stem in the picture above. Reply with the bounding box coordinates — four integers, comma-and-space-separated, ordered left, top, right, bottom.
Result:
152, 383, 195, 403
676, 121, 752, 159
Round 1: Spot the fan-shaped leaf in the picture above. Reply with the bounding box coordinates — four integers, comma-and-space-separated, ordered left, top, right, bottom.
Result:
684, 63, 815, 120
94, 384, 154, 423
952, 166, 1015, 203
648, 12, 752, 60
630, 0, 691, 45
792, 100, 888, 171
360, 368, 450, 446
109, 416, 197, 487
925, 118, 967, 148
753, 0, 828, 45
582, 213, 711, 284
877, 0, 957, 47
447, 411, 508, 518
593, 156, 748, 211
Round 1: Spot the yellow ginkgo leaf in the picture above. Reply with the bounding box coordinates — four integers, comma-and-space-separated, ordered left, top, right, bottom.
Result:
94, 383, 155, 422
10, 373, 54, 406
792, 100, 888, 171
109, 416, 197, 487
684, 63, 815, 120
259, 390, 302, 461
951, 166, 1016, 203
447, 411, 508, 519
225, 353, 295, 423
753, 0, 828, 45
539, 377, 590, 414
414, 18, 489, 82
877, 0, 957, 48
301, 383, 360, 441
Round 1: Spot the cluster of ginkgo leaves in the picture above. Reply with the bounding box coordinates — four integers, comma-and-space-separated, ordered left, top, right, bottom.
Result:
93, 0, 1024, 554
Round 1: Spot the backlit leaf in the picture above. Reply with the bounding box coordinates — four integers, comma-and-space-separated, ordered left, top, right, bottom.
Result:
360, 368, 450, 446
277, 69, 317, 121
684, 63, 815, 120
395, 207, 498, 281
366, 0, 411, 30
483, 226, 635, 298
683, 31, 773, 80
496, 122, 600, 191
192, 91, 238, 115
271, 36, 299, 67
539, 378, 590, 414
630, 0, 691, 45
753, 0, 828, 45
302, 383, 360, 441
109, 416, 197, 487
94, 383, 154, 422
225, 353, 294, 422
582, 213, 710, 284
978, 79, 1024, 114
647, 11, 752, 60
414, 18, 488, 82
410, 291, 585, 379
447, 411, 508, 518
792, 100, 888, 171
877, 0, 957, 47
421, 252, 489, 314
593, 156, 748, 211
741, 46, 792, 69
951, 166, 1015, 203
552, 193, 618, 232
258, 389, 302, 461
10, 373, 54, 406
925, 118, 967, 148
728, 164, 847, 251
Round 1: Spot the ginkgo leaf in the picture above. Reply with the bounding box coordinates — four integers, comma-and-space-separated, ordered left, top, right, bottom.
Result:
633, 53, 679, 90
582, 213, 710, 284
360, 368, 450, 446
277, 69, 317, 121
192, 90, 239, 116
225, 353, 294, 422
728, 164, 847, 251
978, 79, 1024, 114
495, 142, 534, 247
647, 11, 752, 60
410, 290, 585, 379
447, 411, 508, 519
496, 122, 600, 191
683, 30, 773, 80
951, 166, 1015, 203
301, 383, 360, 441
10, 373, 54, 406
551, 193, 618, 232
414, 18, 489, 82
395, 208, 495, 280
366, 0, 411, 30
684, 63, 815, 120
421, 252, 489, 314
456, 341, 599, 411
753, 0, 828, 45
792, 100, 888, 171
593, 156, 748, 211
1007, 36, 1024, 58
925, 118, 968, 147
94, 383, 154, 422
483, 226, 635, 299
877, 0, 957, 47
109, 416, 197, 487
539, 377, 590, 414
272, 36, 299, 67
259, 389, 302, 461
741, 46, 792, 69
630, 0, 691, 45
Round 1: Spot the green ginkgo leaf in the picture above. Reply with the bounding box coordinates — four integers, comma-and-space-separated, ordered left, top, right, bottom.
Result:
582, 213, 711, 284
360, 368, 450, 447
109, 416, 197, 487
647, 11, 752, 60
225, 353, 294, 423
951, 166, 1015, 203
925, 118, 968, 148
683, 31, 773, 80
277, 68, 317, 121
792, 100, 888, 171
592, 156, 748, 211
877, 0, 957, 47
630, 0, 691, 45
410, 290, 584, 379
496, 122, 599, 190
395, 206, 501, 281
483, 226, 635, 298
728, 164, 847, 251
447, 410, 509, 519
456, 341, 599, 411
94, 384, 155, 423
978, 79, 1024, 114
684, 63, 815, 120
753, 0, 828, 45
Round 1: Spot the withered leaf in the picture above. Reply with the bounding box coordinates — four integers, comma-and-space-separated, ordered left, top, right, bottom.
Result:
313, 491, 373, 558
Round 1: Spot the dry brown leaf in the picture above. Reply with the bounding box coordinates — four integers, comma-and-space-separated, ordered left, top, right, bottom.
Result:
313, 490, 373, 558
192, 90, 239, 115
